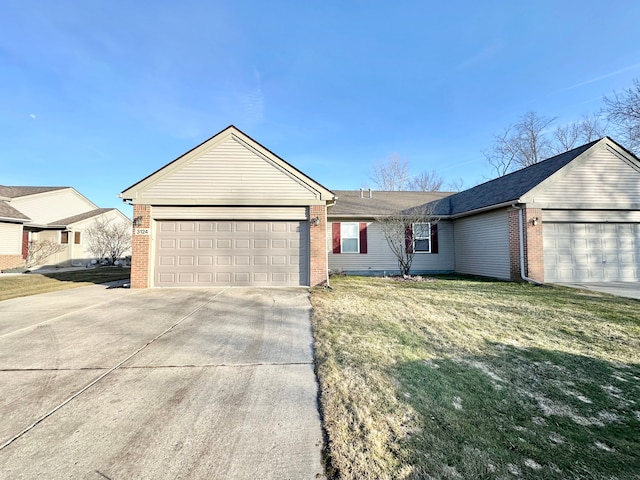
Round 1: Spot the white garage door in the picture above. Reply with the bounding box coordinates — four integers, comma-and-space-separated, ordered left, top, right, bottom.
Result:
544, 223, 640, 282
155, 220, 309, 287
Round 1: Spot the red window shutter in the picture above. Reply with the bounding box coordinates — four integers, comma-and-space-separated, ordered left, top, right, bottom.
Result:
359, 223, 367, 254
430, 223, 439, 254
332, 223, 341, 254
22, 230, 28, 259
405, 224, 413, 253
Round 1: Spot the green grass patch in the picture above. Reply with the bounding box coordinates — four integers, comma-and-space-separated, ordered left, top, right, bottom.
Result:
0, 267, 130, 302
312, 275, 640, 479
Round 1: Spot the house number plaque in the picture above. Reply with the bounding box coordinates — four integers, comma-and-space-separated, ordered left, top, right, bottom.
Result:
135, 228, 150, 235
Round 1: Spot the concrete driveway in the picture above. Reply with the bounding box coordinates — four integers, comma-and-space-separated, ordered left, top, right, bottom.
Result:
0, 285, 324, 479
555, 282, 640, 300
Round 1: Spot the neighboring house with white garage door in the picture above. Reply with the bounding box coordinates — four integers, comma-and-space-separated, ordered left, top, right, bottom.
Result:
120, 125, 336, 288
121, 129, 640, 288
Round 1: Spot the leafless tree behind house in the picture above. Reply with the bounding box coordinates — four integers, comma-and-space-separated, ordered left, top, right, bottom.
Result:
603, 78, 640, 153
369, 153, 411, 191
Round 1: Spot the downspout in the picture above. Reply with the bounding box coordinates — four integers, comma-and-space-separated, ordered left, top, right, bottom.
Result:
512, 203, 541, 285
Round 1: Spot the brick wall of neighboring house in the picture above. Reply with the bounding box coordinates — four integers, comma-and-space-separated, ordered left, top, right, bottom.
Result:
309, 204, 328, 286
131, 204, 151, 288
508, 207, 544, 282
0, 255, 24, 271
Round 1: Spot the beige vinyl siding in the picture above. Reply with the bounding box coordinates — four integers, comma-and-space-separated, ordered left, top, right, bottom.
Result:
153, 206, 308, 220
453, 209, 510, 280
142, 137, 319, 201
10, 189, 97, 225
0, 223, 22, 255
328, 219, 454, 274
529, 146, 640, 207
543, 210, 640, 222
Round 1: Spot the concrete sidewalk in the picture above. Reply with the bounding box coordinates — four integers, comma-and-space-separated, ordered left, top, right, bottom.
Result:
556, 282, 640, 300
0, 285, 324, 479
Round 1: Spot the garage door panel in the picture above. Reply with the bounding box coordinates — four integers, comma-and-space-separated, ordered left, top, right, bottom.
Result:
155, 220, 309, 286
544, 222, 640, 282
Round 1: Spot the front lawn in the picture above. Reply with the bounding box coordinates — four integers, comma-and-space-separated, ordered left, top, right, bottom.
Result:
312, 275, 640, 480
0, 267, 131, 302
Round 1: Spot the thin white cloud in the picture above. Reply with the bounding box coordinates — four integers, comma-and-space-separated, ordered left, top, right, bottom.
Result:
242, 69, 265, 125
29, 113, 36, 119
565, 63, 640, 91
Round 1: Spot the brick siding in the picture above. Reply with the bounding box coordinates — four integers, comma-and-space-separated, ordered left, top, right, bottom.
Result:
309, 205, 329, 286
130, 204, 151, 288
0, 255, 24, 271
508, 207, 544, 282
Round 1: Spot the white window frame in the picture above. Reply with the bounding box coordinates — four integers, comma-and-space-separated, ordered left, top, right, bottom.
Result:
341, 222, 360, 253
413, 222, 431, 253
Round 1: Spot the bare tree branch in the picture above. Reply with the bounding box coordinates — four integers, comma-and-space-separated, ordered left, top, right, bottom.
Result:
369, 153, 410, 191
374, 202, 439, 276
406, 170, 444, 191
25, 240, 66, 267
554, 114, 607, 152
86, 217, 132, 264
603, 78, 640, 152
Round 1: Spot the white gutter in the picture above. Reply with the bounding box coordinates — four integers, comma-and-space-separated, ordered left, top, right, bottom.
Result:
512, 203, 541, 285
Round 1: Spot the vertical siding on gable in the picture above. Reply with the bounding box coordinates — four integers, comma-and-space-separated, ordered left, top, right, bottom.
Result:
327, 219, 454, 274
454, 210, 510, 279
532, 147, 640, 206
0, 223, 22, 255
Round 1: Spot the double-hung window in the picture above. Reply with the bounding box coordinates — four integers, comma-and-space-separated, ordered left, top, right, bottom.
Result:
341, 222, 359, 253
413, 223, 431, 253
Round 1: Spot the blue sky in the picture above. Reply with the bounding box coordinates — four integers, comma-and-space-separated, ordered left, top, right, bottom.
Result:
1, 1, 639, 217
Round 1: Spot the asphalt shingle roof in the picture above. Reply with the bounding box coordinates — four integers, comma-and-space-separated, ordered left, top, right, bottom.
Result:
0, 200, 30, 221
432, 139, 600, 216
0, 185, 67, 198
328, 190, 453, 217
50, 208, 115, 226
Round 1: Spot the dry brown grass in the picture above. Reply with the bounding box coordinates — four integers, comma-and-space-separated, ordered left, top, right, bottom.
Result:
0, 268, 130, 302
312, 275, 640, 479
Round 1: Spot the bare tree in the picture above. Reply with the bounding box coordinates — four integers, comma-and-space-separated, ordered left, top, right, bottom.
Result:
513, 111, 556, 167
374, 202, 439, 276
603, 78, 640, 153
445, 178, 465, 192
554, 114, 607, 152
86, 216, 132, 264
484, 126, 519, 177
406, 170, 444, 191
369, 153, 410, 191
484, 112, 557, 176
25, 240, 66, 267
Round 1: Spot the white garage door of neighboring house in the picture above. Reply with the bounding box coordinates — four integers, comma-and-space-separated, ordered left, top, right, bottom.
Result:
544, 223, 640, 282
155, 220, 309, 287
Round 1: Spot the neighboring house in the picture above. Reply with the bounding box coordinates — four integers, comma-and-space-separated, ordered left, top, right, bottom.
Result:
0, 186, 132, 270
121, 126, 640, 288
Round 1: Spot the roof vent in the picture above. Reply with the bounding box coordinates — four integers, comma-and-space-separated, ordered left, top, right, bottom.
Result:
369, 188, 372, 198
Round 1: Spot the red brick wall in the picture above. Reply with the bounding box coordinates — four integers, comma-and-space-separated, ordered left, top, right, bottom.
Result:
508, 207, 544, 282
0, 255, 24, 271
131, 204, 151, 288
309, 204, 328, 286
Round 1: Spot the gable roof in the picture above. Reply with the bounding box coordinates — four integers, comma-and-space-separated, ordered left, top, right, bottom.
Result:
0, 200, 30, 222
328, 190, 453, 217
120, 125, 335, 205
0, 185, 67, 198
50, 208, 117, 227
432, 138, 603, 216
